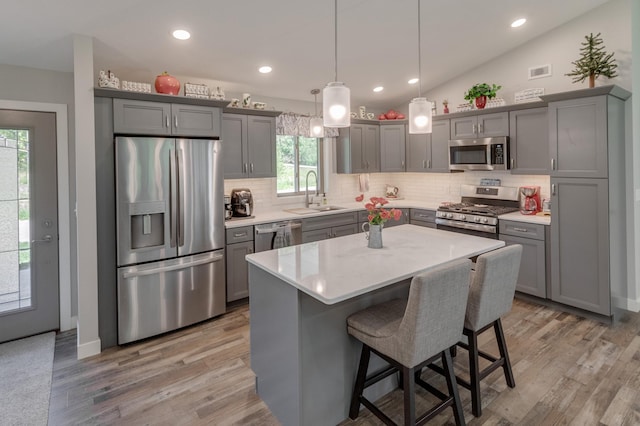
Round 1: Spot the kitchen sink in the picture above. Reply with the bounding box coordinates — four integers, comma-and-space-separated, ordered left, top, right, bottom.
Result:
284, 205, 345, 215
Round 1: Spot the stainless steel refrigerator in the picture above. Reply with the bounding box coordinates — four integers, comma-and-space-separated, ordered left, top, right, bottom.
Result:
115, 136, 225, 344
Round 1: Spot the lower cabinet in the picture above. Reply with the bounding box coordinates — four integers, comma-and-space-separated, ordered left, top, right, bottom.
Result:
499, 220, 548, 298
409, 208, 436, 229
225, 226, 254, 303
302, 212, 358, 243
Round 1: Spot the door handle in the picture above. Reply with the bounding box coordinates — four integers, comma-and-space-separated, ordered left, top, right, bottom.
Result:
250, 163, 254, 173
174, 115, 178, 128
427, 159, 431, 169
510, 158, 514, 169
422, 160, 426, 169
551, 158, 556, 170
169, 149, 177, 248
478, 123, 484, 134
472, 124, 477, 134
552, 183, 556, 196
31, 235, 52, 243
165, 115, 170, 128
177, 148, 185, 246
401, 160, 405, 168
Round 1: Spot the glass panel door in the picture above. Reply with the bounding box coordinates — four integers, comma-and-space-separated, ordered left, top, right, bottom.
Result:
0, 129, 31, 313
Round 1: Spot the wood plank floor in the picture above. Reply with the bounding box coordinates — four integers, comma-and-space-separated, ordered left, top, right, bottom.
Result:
48, 298, 640, 425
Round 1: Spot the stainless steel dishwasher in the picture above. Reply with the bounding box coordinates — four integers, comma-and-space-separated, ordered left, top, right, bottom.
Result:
254, 220, 303, 252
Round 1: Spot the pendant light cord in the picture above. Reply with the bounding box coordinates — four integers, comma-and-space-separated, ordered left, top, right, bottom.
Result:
314, 93, 318, 116
334, 0, 339, 82
417, 0, 422, 98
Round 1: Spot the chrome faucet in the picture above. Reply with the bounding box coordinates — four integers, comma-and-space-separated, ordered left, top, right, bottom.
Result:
305, 170, 319, 208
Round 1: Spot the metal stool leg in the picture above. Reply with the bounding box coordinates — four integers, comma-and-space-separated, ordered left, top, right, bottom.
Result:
443, 350, 466, 426
467, 329, 482, 417
494, 319, 515, 388
349, 345, 371, 419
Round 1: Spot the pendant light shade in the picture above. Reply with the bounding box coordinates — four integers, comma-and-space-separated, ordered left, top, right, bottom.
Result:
409, 97, 432, 134
323, 0, 350, 128
409, 0, 432, 134
323, 82, 350, 128
310, 88, 325, 137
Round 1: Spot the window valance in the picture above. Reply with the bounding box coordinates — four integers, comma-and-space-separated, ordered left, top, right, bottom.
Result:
276, 113, 338, 138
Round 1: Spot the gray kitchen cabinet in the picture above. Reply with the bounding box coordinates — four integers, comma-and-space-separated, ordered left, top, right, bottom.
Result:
222, 113, 276, 179
337, 123, 380, 173
409, 208, 436, 229
499, 220, 547, 298
358, 209, 408, 231
451, 112, 508, 139
548, 96, 608, 178
302, 212, 358, 243
406, 120, 450, 173
509, 107, 549, 175
113, 98, 221, 137
380, 123, 406, 172
225, 226, 254, 302
550, 178, 610, 315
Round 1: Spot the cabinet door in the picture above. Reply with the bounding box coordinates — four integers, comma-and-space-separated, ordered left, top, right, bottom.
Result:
247, 116, 276, 178
302, 228, 331, 243
451, 116, 476, 138
331, 223, 359, 238
500, 234, 546, 298
430, 119, 450, 172
113, 99, 171, 136
222, 114, 248, 179
350, 125, 366, 173
549, 96, 608, 178
382, 209, 408, 227
509, 108, 549, 175
478, 112, 508, 137
226, 241, 253, 302
363, 125, 380, 172
550, 178, 610, 315
380, 124, 406, 172
405, 131, 429, 172
171, 104, 221, 137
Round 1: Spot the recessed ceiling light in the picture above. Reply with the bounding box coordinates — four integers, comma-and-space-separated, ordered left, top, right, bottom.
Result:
172, 29, 191, 40
408, 78, 419, 85
259, 66, 272, 74
373, 86, 384, 92
511, 18, 526, 28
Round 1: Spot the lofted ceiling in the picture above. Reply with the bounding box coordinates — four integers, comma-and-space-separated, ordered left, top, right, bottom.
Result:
0, 0, 609, 110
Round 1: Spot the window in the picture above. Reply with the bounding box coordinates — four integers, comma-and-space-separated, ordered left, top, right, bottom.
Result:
276, 135, 322, 195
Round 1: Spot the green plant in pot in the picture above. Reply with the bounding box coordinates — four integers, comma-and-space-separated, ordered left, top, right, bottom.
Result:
464, 83, 501, 109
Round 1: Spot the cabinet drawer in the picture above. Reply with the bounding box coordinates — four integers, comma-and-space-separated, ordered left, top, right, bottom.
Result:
410, 209, 436, 223
410, 220, 436, 229
302, 212, 357, 232
499, 220, 545, 240
226, 225, 254, 244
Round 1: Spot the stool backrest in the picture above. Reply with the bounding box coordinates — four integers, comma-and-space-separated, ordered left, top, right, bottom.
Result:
396, 258, 471, 367
465, 245, 523, 331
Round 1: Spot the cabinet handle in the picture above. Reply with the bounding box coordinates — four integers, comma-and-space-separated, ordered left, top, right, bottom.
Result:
478, 123, 483, 134
551, 158, 556, 170
174, 115, 178, 128
513, 227, 528, 232
327, 232, 332, 238
165, 115, 170, 128
417, 214, 430, 218
248, 248, 253, 254
250, 163, 254, 173
401, 160, 405, 168
510, 158, 514, 169
472, 124, 477, 134
422, 160, 426, 169
552, 183, 556, 196
234, 232, 247, 237
427, 159, 431, 169
243, 163, 248, 173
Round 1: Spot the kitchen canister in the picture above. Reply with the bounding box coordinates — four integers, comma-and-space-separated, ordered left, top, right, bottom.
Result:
242, 93, 251, 108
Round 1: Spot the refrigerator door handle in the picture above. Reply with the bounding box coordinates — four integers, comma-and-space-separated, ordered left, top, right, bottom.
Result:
121, 252, 224, 279
169, 149, 177, 247
177, 148, 185, 246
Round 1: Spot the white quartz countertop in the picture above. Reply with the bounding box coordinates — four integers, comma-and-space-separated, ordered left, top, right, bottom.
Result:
246, 224, 504, 305
499, 211, 551, 225
224, 200, 436, 228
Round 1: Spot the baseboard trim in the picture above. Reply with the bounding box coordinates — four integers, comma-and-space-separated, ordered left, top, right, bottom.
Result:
77, 338, 101, 359
612, 295, 640, 312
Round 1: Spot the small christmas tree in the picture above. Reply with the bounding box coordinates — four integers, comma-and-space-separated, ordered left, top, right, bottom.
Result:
566, 32, 618, 88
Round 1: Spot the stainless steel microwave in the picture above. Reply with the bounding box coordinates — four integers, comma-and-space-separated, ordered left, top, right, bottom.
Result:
448, 136, 509, 171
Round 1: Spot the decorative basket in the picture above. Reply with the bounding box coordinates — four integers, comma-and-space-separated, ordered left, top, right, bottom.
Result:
515, 88, 544, 104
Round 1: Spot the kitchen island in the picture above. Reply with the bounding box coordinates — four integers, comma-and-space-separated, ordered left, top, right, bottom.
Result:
246, 224, 504, 426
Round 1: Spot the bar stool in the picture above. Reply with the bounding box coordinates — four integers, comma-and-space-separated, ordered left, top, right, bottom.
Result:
454, 244, 522, 418
347, 258, 472, 426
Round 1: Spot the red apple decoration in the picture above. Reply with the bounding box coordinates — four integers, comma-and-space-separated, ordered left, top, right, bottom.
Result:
396, 113, 405, 120
378, 114, 387, 120
385, 109, 398, 120
155, 72, 180, 95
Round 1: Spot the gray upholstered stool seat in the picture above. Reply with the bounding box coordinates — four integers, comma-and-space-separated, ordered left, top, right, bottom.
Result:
347, 259, 472, 426
449, 244, 522, 418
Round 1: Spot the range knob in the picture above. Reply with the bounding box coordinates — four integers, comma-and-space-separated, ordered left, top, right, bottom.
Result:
460, 215, 466, 220
482, 217, 489, 224
446, 213, 453, 219
474, 217, 481, 223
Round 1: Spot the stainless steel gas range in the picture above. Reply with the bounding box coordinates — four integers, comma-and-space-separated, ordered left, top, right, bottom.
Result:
436, 184, 520, 239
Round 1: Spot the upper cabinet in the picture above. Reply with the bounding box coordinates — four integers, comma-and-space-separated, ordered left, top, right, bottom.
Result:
509, 107, 549, 175
548, 96, 608, 178
406, 119, 450, 173
451, 112, 508, 139
222, 113, 276, 179
113, 99, 221, 137
337, 123, 380, 173
380, 123, 406, 172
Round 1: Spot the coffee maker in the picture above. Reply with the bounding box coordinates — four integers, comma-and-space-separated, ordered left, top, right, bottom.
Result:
519, 186, 541, 215
230, 188, 254, 217
224, 195, 233, 220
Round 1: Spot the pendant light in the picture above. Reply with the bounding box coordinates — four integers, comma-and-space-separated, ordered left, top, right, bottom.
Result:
310, 89, 325, 137
323, 0, 350, 128
409, 0, 432, 134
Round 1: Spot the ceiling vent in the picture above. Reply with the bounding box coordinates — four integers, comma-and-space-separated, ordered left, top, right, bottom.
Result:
528, 64, 552, 80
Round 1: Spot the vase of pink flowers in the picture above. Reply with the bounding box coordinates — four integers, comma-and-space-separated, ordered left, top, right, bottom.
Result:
356, 194, 402, 249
